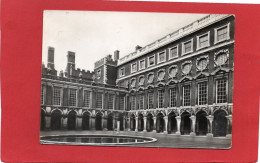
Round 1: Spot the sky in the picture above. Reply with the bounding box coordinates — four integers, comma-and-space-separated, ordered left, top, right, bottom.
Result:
42, 11, 208, 72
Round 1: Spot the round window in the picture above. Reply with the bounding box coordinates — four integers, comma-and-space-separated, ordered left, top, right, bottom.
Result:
139, 76, 145, 85
169, 67, 178, 77
158, 71, 165, 80
215, 53, 228, 66
197, 58, 208, 70
147, 74, 154, 83
182, 63, 192, 74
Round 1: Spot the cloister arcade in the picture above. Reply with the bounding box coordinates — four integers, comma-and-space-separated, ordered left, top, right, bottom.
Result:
41, 105, 232, 137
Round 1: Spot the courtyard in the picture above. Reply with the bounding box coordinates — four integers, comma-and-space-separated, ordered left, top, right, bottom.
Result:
40, 130, 231, 149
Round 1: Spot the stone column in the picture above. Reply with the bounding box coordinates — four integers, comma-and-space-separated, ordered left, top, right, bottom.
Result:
128, 117, 131, 131
76, 117, 82, 130
153, 117, 157, 132
206, 115, 214, 137
117, 120, 120, 133
45, 116, 51, 130
226, 115, 232, 138
113, 118, 116, 131
62, 117, 67, 130
103, 118, 107, 131
123, 118, 126, 131
189, 115, 196, 136
135, 117, 138, 132
163, 116, 168, 134
143, 116, 147, 132
91, 117, 96, 130
176, 116, 181, 135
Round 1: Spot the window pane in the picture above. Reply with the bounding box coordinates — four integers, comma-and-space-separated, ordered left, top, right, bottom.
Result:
199, 34, 209, 48
53, 87, 61, 106
170, 88, 177, 107
170, 47, 178, 58
198, 82, 207, 105
184, 41, 192, 53
41, 86, 44, 104
217, 79, 227, 103
130, 96, 136, 110
69, 89, 77, 106
84, 90, 91, 107
108, 94, 114, 110
149, 56, 155, 66
159, 52, 165, 62
96, 92, 103, 109
217, 26, 228, 42
119, 96, 125, 110
158, 90, 164, 108
140, 60, 145, 69
183, 85, 191, 106
139, 95, 144, 110
148, 93, 153, 109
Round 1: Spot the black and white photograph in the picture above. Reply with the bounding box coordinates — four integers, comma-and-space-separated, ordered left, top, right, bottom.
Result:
40, 11, 234, 149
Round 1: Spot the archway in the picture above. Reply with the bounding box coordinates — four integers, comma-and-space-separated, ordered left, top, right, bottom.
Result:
130, 114, 136, 131
95, 112, 103, 130
67, 110, 77, 130
168, 112, 177, 134
40, 110, 46, 130
156, 113, 164, 133
195, 111, 208, 135
213, 110, 227, 137
146, 113, 154, 132
138, 114, 144, 131
181, 112, 191, 135
51, 110, 62, 130
107, 114, 114, 131
82, 112, 90, 130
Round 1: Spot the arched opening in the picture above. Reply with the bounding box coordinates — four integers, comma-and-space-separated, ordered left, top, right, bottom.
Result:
168, 112, 177, 134
146, 114, 154, 132
51, 110, 62, 130
213, 110, 227, 137
138, 114, 144, 131
40, 110, 46, 131
67, 111, 77, 130
181, 112, 191, 135
156, 113, 164, 133
95, 113, 103, 130
195, 111, 208, 135
107, 114, 114, 131
118, 114, 124, 131
130, 114, 136, 131
82, 112, 90, 130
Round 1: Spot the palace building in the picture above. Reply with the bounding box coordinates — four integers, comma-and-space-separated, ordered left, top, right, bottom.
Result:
40, 14, 234, 137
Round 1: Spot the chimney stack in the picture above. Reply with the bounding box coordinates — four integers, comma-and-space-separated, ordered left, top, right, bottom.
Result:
135, 45, 142, 51
66, 51, 76, 77
114, 50, 120, 61
47, 47, 55, 69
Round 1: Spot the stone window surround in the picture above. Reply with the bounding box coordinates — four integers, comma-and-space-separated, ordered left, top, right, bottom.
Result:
214, 22, 231, 44
182, 38, 194, 56
196, 31, 210, 50
168, 45, 179, 60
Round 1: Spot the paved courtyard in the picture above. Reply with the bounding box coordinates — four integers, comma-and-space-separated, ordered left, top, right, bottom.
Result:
40, 130, 232, 149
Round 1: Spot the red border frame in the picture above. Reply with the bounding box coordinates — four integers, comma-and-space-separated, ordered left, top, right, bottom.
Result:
1, 0, 260, 162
